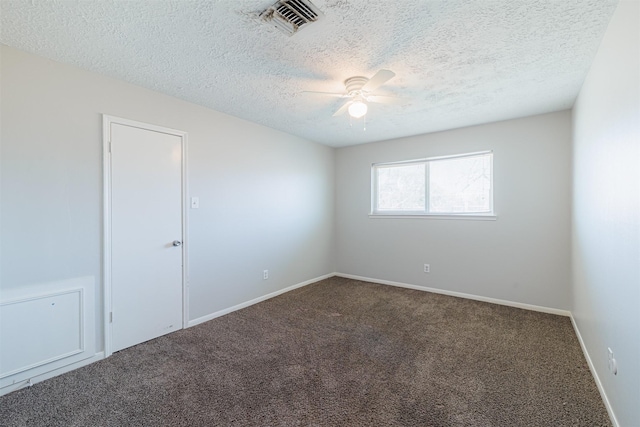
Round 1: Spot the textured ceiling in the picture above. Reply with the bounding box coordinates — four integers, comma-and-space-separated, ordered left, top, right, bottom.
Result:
1, 0, 618, 147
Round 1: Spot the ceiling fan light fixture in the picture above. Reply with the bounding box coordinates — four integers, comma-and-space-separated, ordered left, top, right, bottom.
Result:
348, 100, 367, 118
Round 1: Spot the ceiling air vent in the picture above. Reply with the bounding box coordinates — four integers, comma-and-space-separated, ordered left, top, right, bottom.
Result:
260, 0, 324, 36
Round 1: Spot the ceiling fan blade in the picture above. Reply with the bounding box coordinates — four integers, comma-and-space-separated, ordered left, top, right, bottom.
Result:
362, 69, 396, 92
302, 91, 347, 98
367, 95, 408, 105
332, 100, 352, 117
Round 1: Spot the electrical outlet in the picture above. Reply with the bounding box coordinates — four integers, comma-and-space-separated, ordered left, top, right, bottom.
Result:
263, 270, 269, 280
424, 264, 430, 273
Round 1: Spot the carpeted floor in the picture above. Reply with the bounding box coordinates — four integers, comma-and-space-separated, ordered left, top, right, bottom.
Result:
0, 277, 611, 426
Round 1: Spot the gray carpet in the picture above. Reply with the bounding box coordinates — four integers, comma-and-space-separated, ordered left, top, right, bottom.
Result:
0, 277, 611, 426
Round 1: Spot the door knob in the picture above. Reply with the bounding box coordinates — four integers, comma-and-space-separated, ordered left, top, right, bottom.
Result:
172, 240, 182, 247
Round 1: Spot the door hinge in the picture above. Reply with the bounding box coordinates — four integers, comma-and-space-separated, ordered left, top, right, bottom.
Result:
108, 141, 112, 153
109, 312, 113, 323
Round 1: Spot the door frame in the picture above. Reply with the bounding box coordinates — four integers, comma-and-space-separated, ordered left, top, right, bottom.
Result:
102, 115, 189, 357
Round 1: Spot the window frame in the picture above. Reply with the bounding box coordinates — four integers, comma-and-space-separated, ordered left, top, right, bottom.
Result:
370, 150, 496, 220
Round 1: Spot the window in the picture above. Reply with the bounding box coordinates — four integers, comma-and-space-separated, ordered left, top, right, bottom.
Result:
371, 151, 494, 217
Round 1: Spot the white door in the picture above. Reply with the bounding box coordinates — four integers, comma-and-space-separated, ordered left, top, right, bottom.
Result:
109, 120, 184, 352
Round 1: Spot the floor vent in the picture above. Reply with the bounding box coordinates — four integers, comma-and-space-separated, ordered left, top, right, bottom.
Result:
260, 0, 324, 35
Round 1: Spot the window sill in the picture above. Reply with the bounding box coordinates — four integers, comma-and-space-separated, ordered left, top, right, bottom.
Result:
369, 213, 497, 221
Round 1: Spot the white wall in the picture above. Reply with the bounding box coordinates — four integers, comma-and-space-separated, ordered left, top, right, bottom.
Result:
336, 111, 572, 310
572, 1, 640, 425
0, 45, 335, 351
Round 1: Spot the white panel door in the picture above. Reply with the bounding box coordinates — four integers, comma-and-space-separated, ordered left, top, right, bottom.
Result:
110, 122, 183, 352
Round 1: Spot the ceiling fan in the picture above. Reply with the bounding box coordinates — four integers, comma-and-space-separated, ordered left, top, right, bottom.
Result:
303, 69, 404, 118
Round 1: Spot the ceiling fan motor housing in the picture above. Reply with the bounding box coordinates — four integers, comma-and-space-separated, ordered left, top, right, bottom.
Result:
345, 76, 368, 95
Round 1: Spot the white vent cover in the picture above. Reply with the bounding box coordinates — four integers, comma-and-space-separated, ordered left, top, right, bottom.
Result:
260, 0, 324, 36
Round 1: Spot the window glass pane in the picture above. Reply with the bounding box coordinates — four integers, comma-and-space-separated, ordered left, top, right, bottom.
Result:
429, 154, 491, 213
376, 164, 425, 211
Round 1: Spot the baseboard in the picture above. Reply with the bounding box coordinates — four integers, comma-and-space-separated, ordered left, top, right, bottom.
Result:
335, 273, 571, 317
569, 315, 619, 427
0, 351, 105, 397
187, 273, 336, 328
